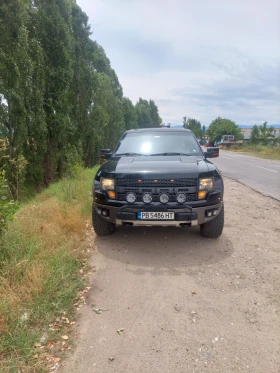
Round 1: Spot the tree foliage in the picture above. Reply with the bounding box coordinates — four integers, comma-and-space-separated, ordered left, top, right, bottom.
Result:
135, 98, 162, 128
0, 0, 161, 190
0, 171, 19, 233
183, 117, 203, 138
207, 117, 243, 142
123, 97, 138, 131
250, 125, 260, 145
250, 122, 275, 145
259, 121, 275, 145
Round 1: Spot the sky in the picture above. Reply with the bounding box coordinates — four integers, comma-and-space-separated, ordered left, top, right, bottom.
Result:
76, 0, 280, 126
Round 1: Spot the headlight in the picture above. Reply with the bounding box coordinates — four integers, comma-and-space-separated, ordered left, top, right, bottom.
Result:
101, 178, 115, 191
199, 178, 214, 191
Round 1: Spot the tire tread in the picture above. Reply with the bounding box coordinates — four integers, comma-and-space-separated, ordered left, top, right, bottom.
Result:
92, 208, 116, 236
200, 205, 224, 238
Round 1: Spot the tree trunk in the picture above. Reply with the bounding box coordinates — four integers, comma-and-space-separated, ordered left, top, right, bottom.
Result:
43, 138, 52, 186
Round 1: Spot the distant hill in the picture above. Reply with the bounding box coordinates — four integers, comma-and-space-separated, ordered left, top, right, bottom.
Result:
170, 124, 184, 128
238, 124, 280, 128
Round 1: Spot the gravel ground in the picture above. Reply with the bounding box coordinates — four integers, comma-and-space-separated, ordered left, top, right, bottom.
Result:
60, 178, 280, 373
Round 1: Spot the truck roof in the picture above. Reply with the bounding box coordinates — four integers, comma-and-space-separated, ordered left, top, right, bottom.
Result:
125, 128, 192, 134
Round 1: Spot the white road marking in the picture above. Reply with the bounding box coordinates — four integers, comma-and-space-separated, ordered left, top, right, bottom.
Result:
255, 166, 278, 173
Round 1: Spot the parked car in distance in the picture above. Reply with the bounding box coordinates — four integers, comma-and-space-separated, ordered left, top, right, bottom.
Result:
205, 141, 215, 147
214, 141, 222, 147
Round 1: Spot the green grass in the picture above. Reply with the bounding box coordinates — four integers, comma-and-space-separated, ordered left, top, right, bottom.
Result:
0, 166, 98, 372
223, 144, 280, 160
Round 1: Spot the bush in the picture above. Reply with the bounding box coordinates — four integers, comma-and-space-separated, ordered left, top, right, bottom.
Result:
0, 171, 19, 234
223, 144, 280, 160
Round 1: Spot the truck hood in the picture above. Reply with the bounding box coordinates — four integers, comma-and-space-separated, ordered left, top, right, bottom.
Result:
97, 155, 216, 179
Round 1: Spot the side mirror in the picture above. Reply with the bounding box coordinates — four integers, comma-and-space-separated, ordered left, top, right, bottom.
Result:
204, 147, 219, 158
100, 149, 112, 159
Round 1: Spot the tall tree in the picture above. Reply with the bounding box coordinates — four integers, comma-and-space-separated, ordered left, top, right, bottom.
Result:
250, 125, 260, 145
135, 99, 152, 128
70, 4, 94, 166
122, 97, 138, 130
135, 98, 161, 128
207, 117, 243, 142
24, 2, 47, 185
0, 0, 33, 194
34, 0, 74, 184
259, 121, 274, 145
149, 99, 162, 126
183, 117, 203, 138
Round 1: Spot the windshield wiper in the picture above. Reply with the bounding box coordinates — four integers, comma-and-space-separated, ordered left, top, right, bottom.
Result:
114, 152, 146, 157
149, 152, 193, 156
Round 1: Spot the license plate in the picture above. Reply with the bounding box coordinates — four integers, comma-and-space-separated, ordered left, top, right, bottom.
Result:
138, 212, 174, 220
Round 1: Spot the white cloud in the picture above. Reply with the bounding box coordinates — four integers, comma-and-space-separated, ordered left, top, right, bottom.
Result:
77, 0, 280, 125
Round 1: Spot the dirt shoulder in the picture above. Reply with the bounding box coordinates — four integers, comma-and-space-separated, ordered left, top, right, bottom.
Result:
60, 178, 280, 373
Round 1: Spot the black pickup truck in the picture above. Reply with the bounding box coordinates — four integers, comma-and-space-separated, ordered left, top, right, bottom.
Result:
92, 128, 224, 238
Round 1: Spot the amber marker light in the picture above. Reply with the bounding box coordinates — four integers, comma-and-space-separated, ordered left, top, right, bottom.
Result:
198, 190, 207, 200
108, 191, 116, 199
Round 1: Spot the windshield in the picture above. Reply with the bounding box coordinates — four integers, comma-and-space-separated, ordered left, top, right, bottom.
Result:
114, 131, 202, 156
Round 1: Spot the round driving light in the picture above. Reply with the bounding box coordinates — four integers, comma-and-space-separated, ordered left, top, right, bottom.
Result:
142, 193, 152, 204
126, 192, 136, 204
159, 193, 169, 204
176, 193, 186, 204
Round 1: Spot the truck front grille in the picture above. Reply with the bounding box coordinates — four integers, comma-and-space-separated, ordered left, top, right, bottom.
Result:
117, 178, 197, 187
116, 178, 198, 203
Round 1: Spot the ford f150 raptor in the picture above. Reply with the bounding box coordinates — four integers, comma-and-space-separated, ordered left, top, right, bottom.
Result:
92, 128, 224, 238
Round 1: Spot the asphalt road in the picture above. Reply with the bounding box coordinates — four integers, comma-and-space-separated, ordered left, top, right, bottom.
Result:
210, 149, 280, 200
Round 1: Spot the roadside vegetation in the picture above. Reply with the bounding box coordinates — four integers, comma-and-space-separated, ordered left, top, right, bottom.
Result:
249, 122, 277, 146
221, 122, 280, 160
222, 143, 280, 160
0, 166, 98, 373
192, 117, 280, 160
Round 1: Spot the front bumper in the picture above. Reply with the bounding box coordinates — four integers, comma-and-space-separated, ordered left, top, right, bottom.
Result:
93, 201, 223, 227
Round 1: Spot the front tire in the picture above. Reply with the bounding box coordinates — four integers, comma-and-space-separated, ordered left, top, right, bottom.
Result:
200, 205, 224, 238
92, 208, 116, 236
